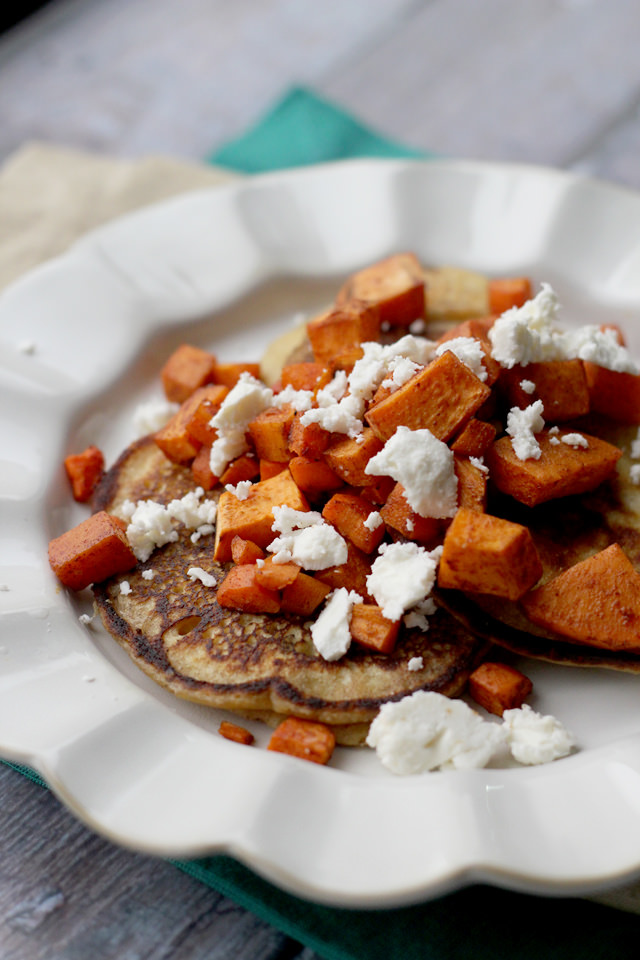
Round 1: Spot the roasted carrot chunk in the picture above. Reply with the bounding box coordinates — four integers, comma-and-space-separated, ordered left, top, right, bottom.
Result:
322, 491, 386, 554
161, 344, 217, 403
488, 277, 532, 315
230, 535, 265, 565
379, 483, 442, 545
64, 445, 105, 502
219, 721, 254, 745
212, 362, 262, 388
451, 418, 496, 458
335, 252, 426, 327
349, 604, 400, 654
280, 573, 331, 616
48, 511, 137, 591
487, 430, 622, 507
268, 716, 335, 765
499, 360, 590, 422
248, 405, 295, 462
288, 456, 344, 497
306, 302, 380, 365
521, 543, 640, 652
216, 564, 280, 614
438, 508, 542, 601
583, 363, 640, 423
468, 662, 533, 716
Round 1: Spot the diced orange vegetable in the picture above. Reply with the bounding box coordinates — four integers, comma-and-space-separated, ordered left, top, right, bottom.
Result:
322, 491, 386, 554
323, 429, 383, 487
161, 344, 217, 403
287, 414, 331, 459
191, 444, 218, 490
219, 721, 255, 745
213, 362, 262, 388
64, 445, 105, 502
349, 603, 400, 654
289, 456, 344, 497
259, 459, 288, 480
487, 430, 622, 507
154, 403, 202, 465
438, 508, 542, 601
214, 468, 309, 561
327, 345, 366, 374
499, 360, 590, 422
230, 535, 265, 565
255, 556, 300, 590
219, 454, 260, 487
306, 302, 380, 365
183, 384, 229, 444
365, 351, 491, 443
468, 662, 533, 716
454, 456, 487, 513
379, 483, 442, 545
358, 474, 396, 506
335, 252, 426, 327
488, 277, 532, 315
521, 543, 640, 652
315, 542, 373, 599
583, 363, 640, 423
48, 511, 137, 591
280, 573, 331, 616
216, 563, 280, 614
436, 315, 496, 346
248, 405, 295, 462
281, 362, 331, 393
451, 418, 496, 458
268, 716, 335, 765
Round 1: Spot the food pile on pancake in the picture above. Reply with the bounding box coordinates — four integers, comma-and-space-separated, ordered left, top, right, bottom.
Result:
48, 254, 640, 771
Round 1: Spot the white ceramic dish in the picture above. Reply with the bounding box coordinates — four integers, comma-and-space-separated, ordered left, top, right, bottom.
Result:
3, 158, 640, 908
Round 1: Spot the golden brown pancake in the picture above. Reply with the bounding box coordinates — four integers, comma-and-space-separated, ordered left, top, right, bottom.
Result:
92, 437, 489, 743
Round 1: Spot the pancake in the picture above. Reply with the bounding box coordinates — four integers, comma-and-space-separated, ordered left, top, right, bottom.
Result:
92, 437, 489, 744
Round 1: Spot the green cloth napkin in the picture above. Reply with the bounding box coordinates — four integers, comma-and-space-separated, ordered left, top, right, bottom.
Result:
6, 88, 640, 960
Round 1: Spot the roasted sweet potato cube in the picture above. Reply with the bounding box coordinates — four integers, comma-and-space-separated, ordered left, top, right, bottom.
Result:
438, 508, 542, 601
323, 429, 383, 487
255, 556, 300, 590
212, 362, 262, 388
183, 384, 229, 444
487, 430, 622, 507
216, 564, 280, 614
259, 459, 288, 480
521, 543, 640, 652
328, 345, 365, 374
499, 360, 590, 422
218, 721, 255, 745
306, 302, 380, 365
322, 491, 386, 554
454, 456, 488, 513
288, 414, 331, 459
219, 454, 260, 486
280, 572, 331, 616
436, 315, 496, 346
349, 603, 400, 654
358, 475, 396, 506
191, 444, 218, 490
379, 483, 442, 545
335, 252, 426, 327
248, 405, 295, 462
451, 418, 496, 458
161, 344, 217, 403
468, 662, 533, 716
213, 468, 309, 561
230, 535, 265, 565
154, 402, 203, 464
288, 456, 344, 497
280, 362, 331, 393
268, 716, 335, 765
488, 277, 532, 314
64, 445, 105, 503
48, 511, 137, 591
315, 542, 373, 599
365, 351, 491, 443
583, 363, 640, 424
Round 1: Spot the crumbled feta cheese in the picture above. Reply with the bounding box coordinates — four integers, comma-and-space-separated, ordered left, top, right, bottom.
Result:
133, 399, 179, 436
506, 400, 545, 461
79, 612, 95, 625
549, 436, 561, 446
630, 464, 640, 485
310, 588, 362, 661
209, 373, 274, 475
141, 569, 156, 580
120, 581, 132, 596
380, 356, 421, 392
300, 392, 363, 437
520, 379, 536, 394
502, 704, 575, 765
365, 426, 457, 518
366, 690, 506, 774
122, 488, 217, 562
272, 385, 314, 412
316, 370, 348, 405
363, 510, 383, 531
409, 318, 426, 334
225, 480, 253, 500
403, 596, 437, 631
407, 656, 424, 672
367, 542, 442, 621
187, 566, 217, 587
269, 507, 348, 569
435, 336, 488, 382
549, 425, 560, 434
561, 433, 588, 449
631, 426, 640, 460
469, 455, 489, 474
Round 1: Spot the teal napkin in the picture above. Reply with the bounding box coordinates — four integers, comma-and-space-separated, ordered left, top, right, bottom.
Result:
6, 88, 639, 960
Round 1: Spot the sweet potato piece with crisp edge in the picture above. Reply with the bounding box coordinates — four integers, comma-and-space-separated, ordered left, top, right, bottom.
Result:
219, 454, 260, 486
365, 351, 491, 444
248, 405, 295, 462
315, 541, 373, 600
358, 475, 396, 506
288, 414, 331, 459
499, 360, 590, 423
487, 430, 622, 507
230, 536, 265, 565
183, 384, 229, 445
161, 344, 217, 403
328, 345, 365, 374
268, 716, 335, 765
219, 721, 255, 746
306, 302, 380, 365
468, 662, 533, 717
335, 252, 426, 327
451, 418, 496, 458
323, 429, 383, 487
583, 363, 640, 424
436, 315, 496, 346
349, 604, 400, 654
280, 573, 331, 616
48, 511, 137, 591
259, 459, 288, 481
154, 403, 202, 465
289, 456, 344, 497
64, 445, 105, 503
379, 483, 441, 546
454, 456, 488, 513
216, 564, 280, 614
280, 362, 331, 393
488, 277, 532, 315
438, 508, 542, 601
213, 467, 309, 562
191, 444, 218, 490
255, 556, 300, 590
521, 543, 640, 652
212, 362, 261, 388
322, 491, 386, 554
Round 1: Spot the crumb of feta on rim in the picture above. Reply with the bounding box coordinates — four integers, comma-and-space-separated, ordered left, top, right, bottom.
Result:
502, 704, 575, 765
366, 691, 506, 774
366, 542, 442, 621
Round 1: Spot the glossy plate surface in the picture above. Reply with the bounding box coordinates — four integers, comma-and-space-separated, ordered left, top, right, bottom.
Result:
2, 159, 640, 908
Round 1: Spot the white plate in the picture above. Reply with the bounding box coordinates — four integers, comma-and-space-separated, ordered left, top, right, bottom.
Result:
3, 158, 640, 909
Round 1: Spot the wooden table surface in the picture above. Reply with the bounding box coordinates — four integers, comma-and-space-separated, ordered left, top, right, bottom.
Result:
2, 1, 640, 957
